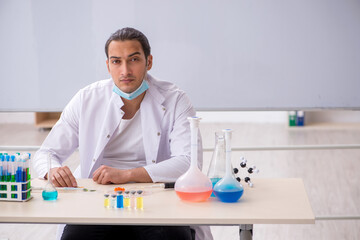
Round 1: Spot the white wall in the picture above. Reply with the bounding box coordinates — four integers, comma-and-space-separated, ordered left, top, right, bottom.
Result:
2, 0, 360, 111
1, 111, 360, 124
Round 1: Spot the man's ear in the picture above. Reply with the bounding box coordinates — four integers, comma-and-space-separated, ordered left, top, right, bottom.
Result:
106, 59, 110, 73
146, 55, 153, 71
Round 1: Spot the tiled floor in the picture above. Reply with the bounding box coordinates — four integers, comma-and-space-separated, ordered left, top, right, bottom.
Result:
0, 122, 359, 240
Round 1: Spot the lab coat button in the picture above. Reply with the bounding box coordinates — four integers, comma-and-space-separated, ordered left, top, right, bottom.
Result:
157, 132, 160, 136
152, 160, 156, 163
107, 134, 110, 138
93, 158, 96, 162
162, 107, 166, 111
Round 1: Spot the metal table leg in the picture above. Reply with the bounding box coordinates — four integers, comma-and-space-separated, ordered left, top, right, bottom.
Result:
239, 224, 253, 240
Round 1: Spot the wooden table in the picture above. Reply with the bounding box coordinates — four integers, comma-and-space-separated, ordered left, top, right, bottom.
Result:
0, 178, 315, 239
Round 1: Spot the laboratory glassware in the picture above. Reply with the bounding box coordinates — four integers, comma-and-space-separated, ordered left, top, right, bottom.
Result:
110, 194, 116, 208
175, 117, 212, 202
104, 194, 110, 208
130, 190, 136, 208
213, 129, 244, 203
136, 190, 144, 210
207, 132, 226, 197
124, 191, 130, 208
42, 153, 58, 201
116, 191, 124, 208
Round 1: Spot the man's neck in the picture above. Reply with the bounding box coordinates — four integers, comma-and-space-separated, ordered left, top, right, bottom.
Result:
121, 91, 146, 119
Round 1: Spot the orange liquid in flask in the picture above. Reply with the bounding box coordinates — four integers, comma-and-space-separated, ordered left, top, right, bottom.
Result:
175, 190, 212, 202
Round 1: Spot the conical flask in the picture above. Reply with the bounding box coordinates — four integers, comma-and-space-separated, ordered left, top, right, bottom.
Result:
175, 117, 212, 202
42, 152, 58, 201
207, 132, 226, 197
213, 129, 244, 203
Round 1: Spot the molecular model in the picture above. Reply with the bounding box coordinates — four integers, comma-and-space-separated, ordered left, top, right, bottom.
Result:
233, 157, 259, 187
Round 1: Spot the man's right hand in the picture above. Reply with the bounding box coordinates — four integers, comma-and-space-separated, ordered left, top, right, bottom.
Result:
45, 166, 78, 187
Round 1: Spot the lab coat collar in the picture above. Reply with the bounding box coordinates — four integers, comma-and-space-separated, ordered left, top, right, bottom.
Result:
145, 74, 165, 105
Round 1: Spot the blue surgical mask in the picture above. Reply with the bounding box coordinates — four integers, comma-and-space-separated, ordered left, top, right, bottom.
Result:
113, 80, 149, 100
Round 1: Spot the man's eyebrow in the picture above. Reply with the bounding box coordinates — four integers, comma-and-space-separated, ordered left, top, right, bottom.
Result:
109, 52, 141, 59
128, 52, 141, 57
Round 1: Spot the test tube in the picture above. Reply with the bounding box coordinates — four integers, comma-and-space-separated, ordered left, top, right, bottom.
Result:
130, 190, 136, 209
16, 155, 21, 182
3, 155, 7, 182
26, 153, 31, 181
117, 191, 124, 209
5, 155, 10, 182
0, 155, 3, 193
110, 194, 116, 208
123, 191, 130, 208
10, 155, 15, 182
104, 194, 110, 208
21, 154, 27, 182
136, 190, 144, 210
0, 154, 3, 195
0, 155, 4, 182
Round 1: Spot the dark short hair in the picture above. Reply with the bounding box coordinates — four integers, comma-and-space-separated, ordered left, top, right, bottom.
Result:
105, 27, 151, 60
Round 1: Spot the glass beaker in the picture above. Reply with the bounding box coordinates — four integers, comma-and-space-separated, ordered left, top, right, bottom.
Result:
213, 129, 244, 203
42, 152, 58, 201
175, 117, 212, 202
207, 132, 226, 197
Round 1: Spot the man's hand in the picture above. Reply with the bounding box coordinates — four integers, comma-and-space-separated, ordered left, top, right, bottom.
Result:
92, 165, 131, 185
46, 166, 77, 187
92, 165, 152, 185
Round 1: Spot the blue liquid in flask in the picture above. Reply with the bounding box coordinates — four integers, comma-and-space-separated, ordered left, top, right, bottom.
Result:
214, 187, 243, 203
213, 129, 244, 203
210, 178, 222, 197
42, 191, 58, 201
43, 153, 58, 201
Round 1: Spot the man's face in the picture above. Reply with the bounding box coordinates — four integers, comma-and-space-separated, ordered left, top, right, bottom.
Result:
106, 40, 152, 93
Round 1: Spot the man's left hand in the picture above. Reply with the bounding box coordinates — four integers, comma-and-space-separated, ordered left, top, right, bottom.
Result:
92, 165, 130, 184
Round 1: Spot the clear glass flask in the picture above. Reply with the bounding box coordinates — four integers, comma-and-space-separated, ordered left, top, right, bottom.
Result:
213, 129, 244, 203
207, 132, 226, 197
175, 117, 212, 202
42, 153, 58, 201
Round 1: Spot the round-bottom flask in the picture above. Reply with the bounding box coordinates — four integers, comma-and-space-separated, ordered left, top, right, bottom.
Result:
213, 174, 243, 203
42, 182, 58, 201
175, 117, 212, 202
213, 129, 244, 203
42, 153, 58, 201
175, 166, 213, 202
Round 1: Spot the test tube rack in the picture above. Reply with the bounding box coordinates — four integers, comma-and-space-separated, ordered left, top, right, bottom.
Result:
0, 180, 32, 202
0, 152, 32, 202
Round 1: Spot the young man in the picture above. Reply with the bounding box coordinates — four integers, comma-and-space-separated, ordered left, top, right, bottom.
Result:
33, 28, 212, 240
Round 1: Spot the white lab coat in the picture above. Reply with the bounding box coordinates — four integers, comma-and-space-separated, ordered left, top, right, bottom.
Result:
34, 74, 213, 240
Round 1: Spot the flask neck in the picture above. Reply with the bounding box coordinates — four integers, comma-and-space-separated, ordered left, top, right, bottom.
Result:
224, 130, 233, 176
190, 128, 198, 168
